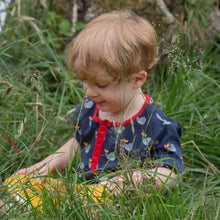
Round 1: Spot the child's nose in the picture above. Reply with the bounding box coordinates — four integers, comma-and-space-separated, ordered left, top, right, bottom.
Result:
83, 82, 98, 97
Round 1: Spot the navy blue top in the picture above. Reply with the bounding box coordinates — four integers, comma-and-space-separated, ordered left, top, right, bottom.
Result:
73, 94, 184, 183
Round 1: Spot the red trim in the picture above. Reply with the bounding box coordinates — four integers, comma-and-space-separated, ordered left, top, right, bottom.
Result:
90, 120, 109, 170
93, 93, 150, 126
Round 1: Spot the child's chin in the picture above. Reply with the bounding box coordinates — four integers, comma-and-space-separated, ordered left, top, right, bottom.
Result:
98, 106, 108, 112
96, 103, 106, 110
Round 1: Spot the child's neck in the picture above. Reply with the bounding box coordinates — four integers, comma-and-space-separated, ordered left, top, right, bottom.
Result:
98, 91, 146, 123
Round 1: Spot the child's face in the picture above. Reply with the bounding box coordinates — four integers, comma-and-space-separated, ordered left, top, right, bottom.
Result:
83, 68, 138, 115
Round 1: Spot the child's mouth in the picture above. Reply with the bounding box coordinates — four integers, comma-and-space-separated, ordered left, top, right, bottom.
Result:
96, 101, 104, 105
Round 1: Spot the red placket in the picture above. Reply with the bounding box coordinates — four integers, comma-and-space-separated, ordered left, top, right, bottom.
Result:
90, 93, 150, 170
90, 120, 109, 170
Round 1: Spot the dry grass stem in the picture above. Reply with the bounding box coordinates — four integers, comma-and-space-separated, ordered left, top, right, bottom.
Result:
20, 16, 44, 44
16, 0, 21, 17
156, 0, 177, 24
182, 140, 220, 175
72, 0, 78, 33
14, 118, 27, 139
0, 81, 12, 88
39, 0, 47, 9
0, 80, 12, 99
36, 94, 39, 133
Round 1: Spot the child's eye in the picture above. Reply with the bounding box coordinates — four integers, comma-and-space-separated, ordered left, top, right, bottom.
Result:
96, 84, 108, 88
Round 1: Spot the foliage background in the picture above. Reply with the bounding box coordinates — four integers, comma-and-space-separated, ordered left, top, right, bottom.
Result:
0, 0, 219, 219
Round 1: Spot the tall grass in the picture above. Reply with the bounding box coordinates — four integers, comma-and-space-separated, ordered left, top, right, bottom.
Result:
0, 0, 220, 219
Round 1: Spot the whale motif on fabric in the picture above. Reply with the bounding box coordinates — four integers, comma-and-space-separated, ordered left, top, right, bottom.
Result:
116, 126, 124, 134
156, 113, 171, 125
84, 99, 94, 108
106, 152, 116, 161
143, 137, 152, 146
89, 116, 93, 127
85, 144, 91, 153
164, 143, 176, 152
98, 174, 108, 182
124, 142, 133, 152
136, 116, 147, 125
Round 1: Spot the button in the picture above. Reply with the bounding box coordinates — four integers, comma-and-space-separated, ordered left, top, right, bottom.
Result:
97, 140, 102, 144
100, 125, 106, 131
99, 132, 104, 136
103, 120, 109, 126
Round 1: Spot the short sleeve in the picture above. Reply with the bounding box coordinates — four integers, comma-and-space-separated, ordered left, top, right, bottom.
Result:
73, 103, 83, 142
73, 96, 96, 143
148, 106, 184, 173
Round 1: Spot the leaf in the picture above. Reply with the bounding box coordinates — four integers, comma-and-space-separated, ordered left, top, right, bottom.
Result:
75, 21, 85, 31
59, 19, 72, 37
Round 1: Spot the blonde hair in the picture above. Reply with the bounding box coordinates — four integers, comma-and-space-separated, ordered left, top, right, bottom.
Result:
66, 10, 158, 82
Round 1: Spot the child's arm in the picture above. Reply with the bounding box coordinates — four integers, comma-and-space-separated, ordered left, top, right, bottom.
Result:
131, 167, 179, 190
13, 138, 79, 179
101, 167, 179, 195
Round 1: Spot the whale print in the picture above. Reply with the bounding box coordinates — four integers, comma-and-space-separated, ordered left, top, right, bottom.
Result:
98, 174, 108, 182
79, 162, 85, 170
95, 130, 98, 139
89, 158, 92, 168
89, 116, 93, 127
143, 137, 152, 146
141, 132, 151, 145
156, 113, 171, 125
136, 116, 147, 125
85, 144, 91, 153
77, 128, 82, 136
116, 126, 124, 134
124, 142, 133, 152
84, 100, 94, 108
164, 143, 176, 152
74, 125, 81, 135
149, 97, 154, 105
106, 152, 116, 161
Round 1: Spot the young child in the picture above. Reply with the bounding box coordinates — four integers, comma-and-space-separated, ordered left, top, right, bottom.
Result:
1, 10, 184, 210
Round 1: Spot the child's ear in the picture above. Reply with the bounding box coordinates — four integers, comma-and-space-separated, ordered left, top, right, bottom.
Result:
133, 71, 147, 88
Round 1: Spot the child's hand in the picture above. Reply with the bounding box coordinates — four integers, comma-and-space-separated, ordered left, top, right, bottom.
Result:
101, 176, 124, 195
10, 138, 77, 184
12, 163, 50, 184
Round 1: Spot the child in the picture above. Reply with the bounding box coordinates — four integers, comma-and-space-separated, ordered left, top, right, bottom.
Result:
1, 10, 184, 210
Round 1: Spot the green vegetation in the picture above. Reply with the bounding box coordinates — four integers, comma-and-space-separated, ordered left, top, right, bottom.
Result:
0, 0, 219, 219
